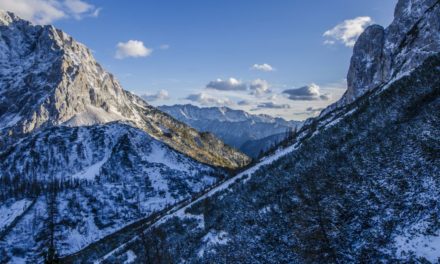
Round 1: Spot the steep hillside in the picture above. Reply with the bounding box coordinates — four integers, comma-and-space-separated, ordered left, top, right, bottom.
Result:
104, 46, 440, 264
159, 104, 301, 157
0, 122, 227, 262
0, 11, 250, 169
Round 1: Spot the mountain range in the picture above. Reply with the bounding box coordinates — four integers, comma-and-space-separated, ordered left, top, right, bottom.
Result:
159, 104, 301, 158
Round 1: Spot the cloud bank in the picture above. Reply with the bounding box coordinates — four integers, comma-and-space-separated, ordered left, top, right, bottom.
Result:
206, 78, 247, 91
323, 16, 373, 47
249, 79, 271, 96
283, 84, 331, 101
141, 89, 170, 102
185, 92, 234, 106
257, 102, 290, 109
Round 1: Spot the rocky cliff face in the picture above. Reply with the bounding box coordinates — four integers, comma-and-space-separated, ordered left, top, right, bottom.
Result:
0, 11, 250, 169
346, 0, 440, 103
326, 0, 440, 109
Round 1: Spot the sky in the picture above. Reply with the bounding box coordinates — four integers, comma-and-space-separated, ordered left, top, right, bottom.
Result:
0, 0, 397, 120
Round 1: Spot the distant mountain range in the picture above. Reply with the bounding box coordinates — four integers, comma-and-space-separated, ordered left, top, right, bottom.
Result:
159, 104, 302, 157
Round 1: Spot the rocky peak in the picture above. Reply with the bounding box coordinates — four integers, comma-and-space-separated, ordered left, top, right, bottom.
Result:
0, 10, 18, 26
0, 11, 250, 169
344, 0, 440, 103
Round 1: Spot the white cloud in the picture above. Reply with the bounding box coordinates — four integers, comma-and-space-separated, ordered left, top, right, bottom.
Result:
0, 0, 100, 24
323, 16, 373, 47
251, 63, 275, 72
206, 78, 247, 91
185, 92, 234, 107
115, 40, 152, 59
249, 79, 271, 96
141, 89, 170, 102
283, 83, 331, 101
159, 44, 170, 50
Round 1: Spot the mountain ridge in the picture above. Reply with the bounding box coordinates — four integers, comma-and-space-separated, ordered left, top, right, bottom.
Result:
0, 10, 250, 169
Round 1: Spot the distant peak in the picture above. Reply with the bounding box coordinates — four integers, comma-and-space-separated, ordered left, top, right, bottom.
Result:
0, 10, 17, 26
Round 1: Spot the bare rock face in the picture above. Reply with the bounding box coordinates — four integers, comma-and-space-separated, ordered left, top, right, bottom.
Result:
0, 11, 250, 169
343, 0, 440, 103
346, 25, 386, 101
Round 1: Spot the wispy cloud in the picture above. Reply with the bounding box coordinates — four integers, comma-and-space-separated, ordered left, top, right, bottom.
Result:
323, 16, 373, 47
251, 63, 275, 72
283, 83, 331, 101
0, 0, 100, 24
141, 89, 170, 102
115, 40, 152, 59
159, 44, 170, 50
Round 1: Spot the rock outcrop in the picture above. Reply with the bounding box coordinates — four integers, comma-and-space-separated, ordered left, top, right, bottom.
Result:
325, 0, 440, 110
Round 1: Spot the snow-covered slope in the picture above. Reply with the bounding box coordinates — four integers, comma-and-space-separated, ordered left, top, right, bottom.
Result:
0, 11, 250, 169
103, 46, 440, 264
0, 122, 227, 262
89, 0, 440, 262
159, 104, 301, 157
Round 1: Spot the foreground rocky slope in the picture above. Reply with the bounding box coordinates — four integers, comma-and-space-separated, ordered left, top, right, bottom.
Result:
0, 11, 250, 169
105, 42, 440, 264
159, 104, 301, 157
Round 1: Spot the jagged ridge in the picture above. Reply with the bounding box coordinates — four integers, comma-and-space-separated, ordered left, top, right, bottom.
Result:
0, 11, 250, 169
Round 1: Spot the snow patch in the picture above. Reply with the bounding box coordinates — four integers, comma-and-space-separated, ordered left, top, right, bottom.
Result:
0, 199, 32, 232
63, 105, 126, 127
198, 230, 230, 257
395, 232, 440, 262
146, 142, 189, 172
124, 250, 137, 264
71, 157, 108, 181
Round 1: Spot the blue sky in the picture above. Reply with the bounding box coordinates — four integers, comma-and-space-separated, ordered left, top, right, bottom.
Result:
1, 0, 397, 120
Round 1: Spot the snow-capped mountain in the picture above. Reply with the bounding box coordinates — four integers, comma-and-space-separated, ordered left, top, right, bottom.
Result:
83, 0, 440, 262
0, 10, 250, 263
0, 11, 250, 169
159, 104, 301, 157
